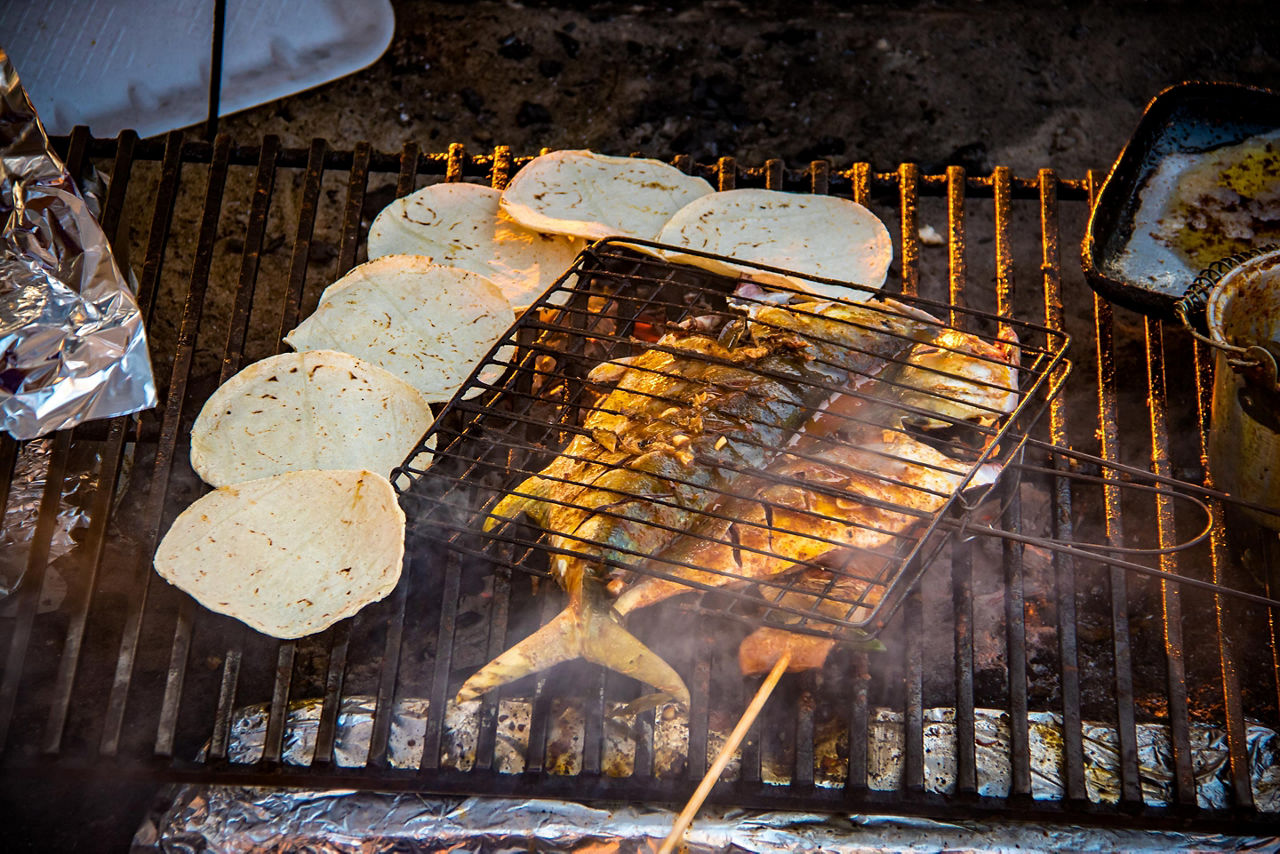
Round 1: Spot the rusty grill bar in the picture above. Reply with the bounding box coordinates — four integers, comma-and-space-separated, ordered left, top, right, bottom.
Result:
0, 133, 1276, 833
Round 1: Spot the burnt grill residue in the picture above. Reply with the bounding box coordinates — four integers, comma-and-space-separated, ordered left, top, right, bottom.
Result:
0, 135, 1276, 834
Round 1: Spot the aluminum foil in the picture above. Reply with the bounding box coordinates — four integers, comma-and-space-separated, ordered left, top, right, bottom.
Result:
0, 436, 101, 600
0, 48, 155, 440
154, 694, 1280, 850
212, 694, 1280, 810
151, 787, 1280, 853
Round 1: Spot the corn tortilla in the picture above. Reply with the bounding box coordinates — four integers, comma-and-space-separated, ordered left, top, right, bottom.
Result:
367, 182, 584, 310
657, 188, 893, 301
499, 149, 714, 241
189, 350, 434, 487
284, 256, 514, 402
153, 469, 405, 638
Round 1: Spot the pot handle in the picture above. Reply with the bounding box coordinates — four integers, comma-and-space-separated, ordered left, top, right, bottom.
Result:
1175, 243, 1280, 374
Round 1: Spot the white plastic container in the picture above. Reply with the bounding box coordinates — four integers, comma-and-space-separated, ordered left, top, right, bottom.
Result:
0, 0, 394, 137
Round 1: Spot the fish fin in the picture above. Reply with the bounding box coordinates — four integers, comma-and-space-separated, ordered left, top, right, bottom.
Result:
483, 476, 553, 533
454, 601, 691, 707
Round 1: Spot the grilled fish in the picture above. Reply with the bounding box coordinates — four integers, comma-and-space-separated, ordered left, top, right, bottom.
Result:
731, 330, 1019, 675
736, 566, 875, 676
613, 329, 1017, 628
457, 298, 944, 705
734, 434, 1007, 675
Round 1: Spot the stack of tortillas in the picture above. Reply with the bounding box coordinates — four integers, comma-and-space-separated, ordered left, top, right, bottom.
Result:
494, 151, 890, 301
365, 151, 717, 308
157, 348, 429, 637
158, 243, 522, 637
363, 151, 892, 307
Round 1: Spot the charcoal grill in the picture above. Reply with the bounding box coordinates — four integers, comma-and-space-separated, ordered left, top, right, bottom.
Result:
3, 129, 1278, 836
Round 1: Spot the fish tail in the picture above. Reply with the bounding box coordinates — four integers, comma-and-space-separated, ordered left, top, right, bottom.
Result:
455, 587, 690, 706
455, 605, 582, 702
579, 597, 690, 706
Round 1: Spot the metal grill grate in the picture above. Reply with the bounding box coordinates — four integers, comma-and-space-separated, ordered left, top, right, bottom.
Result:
0, 131, 1276, 833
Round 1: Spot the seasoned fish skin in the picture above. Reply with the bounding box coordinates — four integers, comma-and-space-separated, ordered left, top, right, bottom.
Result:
615, 330, 1016, 622
459, 300, 944, 705
484, 334, 813, 588
896, 327, 1020, 432
616, 431, 992, 614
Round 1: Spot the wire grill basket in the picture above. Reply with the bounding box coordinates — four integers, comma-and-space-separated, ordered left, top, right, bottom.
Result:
395, 239, 1071, 647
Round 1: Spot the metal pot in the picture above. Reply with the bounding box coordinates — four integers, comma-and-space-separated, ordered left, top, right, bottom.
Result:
1204, 247, 1280, 530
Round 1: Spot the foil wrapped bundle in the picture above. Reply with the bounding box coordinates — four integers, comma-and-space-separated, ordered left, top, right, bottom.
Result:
0, 48, 154, 439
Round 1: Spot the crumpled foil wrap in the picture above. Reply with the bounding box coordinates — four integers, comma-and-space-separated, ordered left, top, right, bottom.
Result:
0, 48, 155, 439
150, 789, 1280, 853
152, 695, 1280, 851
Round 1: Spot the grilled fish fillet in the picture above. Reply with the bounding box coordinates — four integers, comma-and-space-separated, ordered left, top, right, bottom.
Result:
457, 299, 944, 704
613, 329, 1018, 621
735, 433, 1006, 675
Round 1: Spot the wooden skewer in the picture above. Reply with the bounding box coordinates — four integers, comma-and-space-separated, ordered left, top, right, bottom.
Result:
657, 650, 793, 854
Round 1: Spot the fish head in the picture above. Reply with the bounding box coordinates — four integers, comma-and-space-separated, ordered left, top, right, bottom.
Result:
895, 328, 1020, 447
